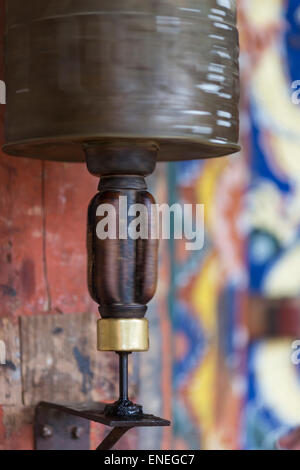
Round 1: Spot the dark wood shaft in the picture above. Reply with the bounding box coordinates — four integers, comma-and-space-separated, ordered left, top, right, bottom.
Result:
86, 144, 158, 417
87, 175, 158, 320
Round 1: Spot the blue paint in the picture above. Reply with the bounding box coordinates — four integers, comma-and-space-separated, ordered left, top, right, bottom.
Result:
248, 230, 281, 292
52, 327, 63, 335
0, 285, 17, 298
5, 360, 16, 372
249, 106, 290, 193
173, 301, 206, 390
73, 347, 94, 395
245, 343, 283, 449
284, 0, 300, 86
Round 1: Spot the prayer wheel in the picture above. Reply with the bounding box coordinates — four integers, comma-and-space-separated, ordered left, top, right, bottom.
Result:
3, 0, 240, 443
4, 0, 239, 162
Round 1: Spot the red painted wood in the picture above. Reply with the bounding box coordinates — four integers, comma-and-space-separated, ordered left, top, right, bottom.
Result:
0, 407, 33, 451
0, 0, 100, 448
43, 161, 97, 315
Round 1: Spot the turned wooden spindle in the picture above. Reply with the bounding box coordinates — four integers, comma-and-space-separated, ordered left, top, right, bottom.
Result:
86, 142, 159, 416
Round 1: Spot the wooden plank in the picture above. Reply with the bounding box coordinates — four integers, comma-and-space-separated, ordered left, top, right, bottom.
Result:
0, 318, 22, 405
43, 161, 97, 315
0, 406, 34, 450
20, 312, 120, 406
0, 156, 49, 318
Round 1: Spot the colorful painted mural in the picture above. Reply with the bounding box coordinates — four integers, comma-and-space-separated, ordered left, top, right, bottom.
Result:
241, 0, 300, 449
163, 0, 300, 450
166, 152, 247, 450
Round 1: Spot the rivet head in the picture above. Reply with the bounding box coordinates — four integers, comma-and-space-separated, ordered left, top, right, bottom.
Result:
41, 425, 53, 439
71, 426, 83, 439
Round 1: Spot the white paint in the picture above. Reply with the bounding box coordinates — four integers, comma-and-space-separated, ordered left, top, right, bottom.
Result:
0, 341, 6, 365
32, 230, 42, 238
46, 355, 53, 366
28, 206, 42, 216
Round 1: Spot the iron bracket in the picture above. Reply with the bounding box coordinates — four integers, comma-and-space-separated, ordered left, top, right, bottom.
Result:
35, 401, 170, 450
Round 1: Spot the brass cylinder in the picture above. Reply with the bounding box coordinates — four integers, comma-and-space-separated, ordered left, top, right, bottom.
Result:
3, 0, 240, 163
97, 318, 149, 352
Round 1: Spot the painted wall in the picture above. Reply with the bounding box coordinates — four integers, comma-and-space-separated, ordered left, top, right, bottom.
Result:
167, 0, 300, 450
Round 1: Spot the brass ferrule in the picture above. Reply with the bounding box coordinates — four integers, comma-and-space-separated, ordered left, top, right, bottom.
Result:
97, 318, 149, 352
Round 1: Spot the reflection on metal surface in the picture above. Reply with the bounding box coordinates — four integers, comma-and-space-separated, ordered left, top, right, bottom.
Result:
97, 318, 149, 352
4, 1, 240, 162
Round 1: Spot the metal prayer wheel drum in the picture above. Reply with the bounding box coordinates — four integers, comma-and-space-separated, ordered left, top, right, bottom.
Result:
3, 0, 240, 163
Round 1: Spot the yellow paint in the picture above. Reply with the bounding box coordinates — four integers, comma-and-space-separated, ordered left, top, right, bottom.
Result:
255, 339, 300, 425
191, 255, 219, 333
187, 348, 217, 448
188, 255, 221, 448
253, 49, 300, 137
264, 242, 300, 297
196, 160, 227, 235
246, 0, 283, 28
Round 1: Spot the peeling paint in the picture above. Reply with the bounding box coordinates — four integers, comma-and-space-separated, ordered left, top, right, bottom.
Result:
0, 285, 17, 298
52, 327, 63, 335
4, 360, 16, 371
73, 346, 94, 395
